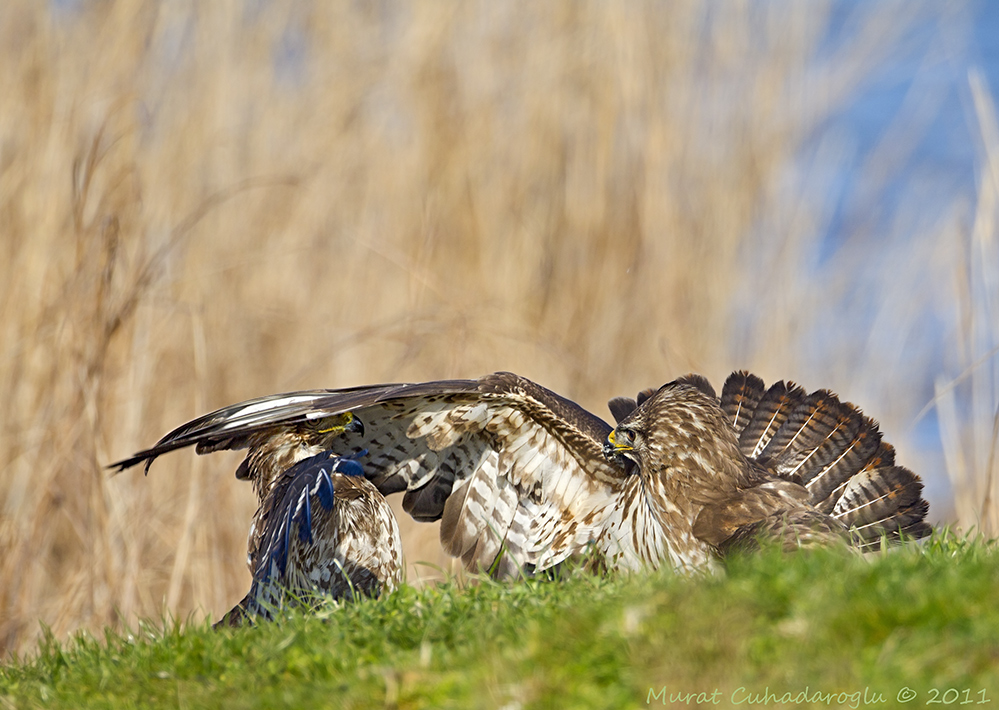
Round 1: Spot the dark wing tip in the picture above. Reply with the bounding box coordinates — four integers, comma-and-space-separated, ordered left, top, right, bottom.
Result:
109, 389, 371, 478
635, 388, 658, 407
106, 458, 138, 474
672, 373, 717, 399
106, 452, 160, 476
607, 397, 638, 424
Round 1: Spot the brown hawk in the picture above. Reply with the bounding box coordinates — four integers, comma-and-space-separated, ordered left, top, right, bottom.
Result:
603, 372, 930, 571
112, 370, 929, 595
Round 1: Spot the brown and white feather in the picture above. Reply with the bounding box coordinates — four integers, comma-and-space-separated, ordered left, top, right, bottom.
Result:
113, 369, 931, 591
609, 371, 931, 569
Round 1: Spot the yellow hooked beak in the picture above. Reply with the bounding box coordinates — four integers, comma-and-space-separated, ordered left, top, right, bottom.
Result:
603, 429, 633, 459
606, 429, 631, 451
603, 428, 638, 475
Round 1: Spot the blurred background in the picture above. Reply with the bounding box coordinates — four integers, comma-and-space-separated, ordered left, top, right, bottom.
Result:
1, 0, 997, 656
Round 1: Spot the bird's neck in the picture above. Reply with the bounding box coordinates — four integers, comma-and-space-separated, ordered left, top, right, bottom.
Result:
595, 474, 715, 574
635, 439, 753, 570
246, 433, 323, 502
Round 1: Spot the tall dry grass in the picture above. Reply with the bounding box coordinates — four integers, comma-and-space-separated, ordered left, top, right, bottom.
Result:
935, 68, 999, 536
0, 1, 989, 656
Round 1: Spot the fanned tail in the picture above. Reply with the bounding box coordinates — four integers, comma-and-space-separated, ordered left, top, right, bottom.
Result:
720, 372, 931, 548
829, 452, 931, 549
736, 379, 807, 459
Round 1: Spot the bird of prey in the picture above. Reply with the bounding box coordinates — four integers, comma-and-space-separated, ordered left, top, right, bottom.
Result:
603, 372, 930, 571
218, 449, 404, 626
112, 370, 929, 589
114, 411, 403, 625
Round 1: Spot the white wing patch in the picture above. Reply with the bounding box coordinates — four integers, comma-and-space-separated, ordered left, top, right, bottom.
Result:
335, 397, 623, 577
220, 394, 331, 430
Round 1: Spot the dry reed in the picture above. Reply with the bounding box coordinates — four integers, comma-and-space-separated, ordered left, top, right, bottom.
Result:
0, 0, 989, 656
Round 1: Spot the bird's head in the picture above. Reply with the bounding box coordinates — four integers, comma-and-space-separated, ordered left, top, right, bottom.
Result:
603, 424, 642, 476
603, 377, 732, 482
306, 411, 365, 443
604, 380, 689, 477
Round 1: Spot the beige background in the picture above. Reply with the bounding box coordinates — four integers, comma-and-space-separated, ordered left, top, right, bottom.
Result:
1, 1, 993, 656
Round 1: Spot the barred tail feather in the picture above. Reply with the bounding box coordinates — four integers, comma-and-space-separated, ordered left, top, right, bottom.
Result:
762, 394, 878, 498
831, 464, 931, 548
719, 371, 931, 548
800, 419, 880, 510
737, 380, 807, 458
757, 391, 846, 462
812, 438, 894, 513
720, 371, 766, 436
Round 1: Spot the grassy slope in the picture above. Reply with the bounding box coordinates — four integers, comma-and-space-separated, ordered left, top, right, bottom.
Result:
2, 533, 997, 709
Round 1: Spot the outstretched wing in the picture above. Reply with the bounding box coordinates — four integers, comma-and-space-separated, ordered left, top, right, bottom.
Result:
112, 372, 628, 577
109, 383, 408, 474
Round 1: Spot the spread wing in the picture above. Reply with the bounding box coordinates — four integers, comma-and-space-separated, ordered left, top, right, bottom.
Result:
109, 383, 407, 473
111, 372, 628, 577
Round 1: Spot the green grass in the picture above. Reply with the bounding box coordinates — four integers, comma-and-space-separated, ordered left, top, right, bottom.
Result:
3, 532, 998, 709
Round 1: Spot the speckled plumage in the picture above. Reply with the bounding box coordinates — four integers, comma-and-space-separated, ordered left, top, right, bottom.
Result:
112, 373, 628, 581
604, 372, 931, 571
220, 450, 403, 626
112, 370, 930, 591
113, 411, 402, 625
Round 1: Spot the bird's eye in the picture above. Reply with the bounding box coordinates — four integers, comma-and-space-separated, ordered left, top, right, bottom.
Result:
619, 428, 636, 445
